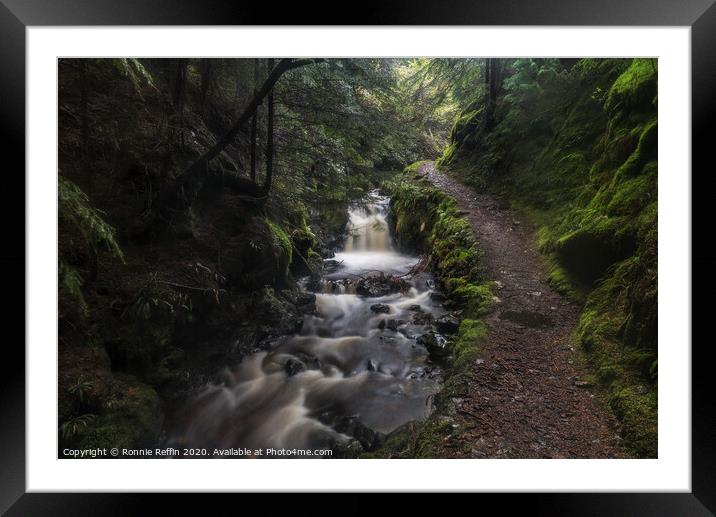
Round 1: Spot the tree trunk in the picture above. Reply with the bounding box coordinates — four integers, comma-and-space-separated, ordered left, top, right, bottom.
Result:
172, 60, 187, 148
261, 58, 275, 197
80, 60, 89, 158
250, 59, 259, 181
166, 58, 323, 209
485, 58, 498, 130
200, 58, 213, 109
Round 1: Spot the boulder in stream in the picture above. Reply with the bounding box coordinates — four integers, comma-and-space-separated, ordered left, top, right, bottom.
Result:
435, 315, 460, 335
357, 274, 409, 297
430, 292, 447, 303
370, 303, 391, 314
285, 358, 307, 377
334, 416, 382, 452
417, 332, 450, 360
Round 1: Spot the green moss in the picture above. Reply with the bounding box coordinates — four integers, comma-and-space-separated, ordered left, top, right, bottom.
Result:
450, 318, 487, 371
373, 177, 492, 458
544, 257, 589, 303
358, 423, 417, 459
609, 384, 657, 457
451, 109, 481, 142
436, 58, 658, 457
265, 218, 293, 282
403, 160, 430, 176
605, 58, 657, 116
413, 418, 458, 458
73, 373, 162, 450
436, 142, 457, 168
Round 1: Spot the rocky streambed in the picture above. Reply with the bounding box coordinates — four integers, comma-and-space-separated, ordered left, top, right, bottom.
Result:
167, 190, 462, 455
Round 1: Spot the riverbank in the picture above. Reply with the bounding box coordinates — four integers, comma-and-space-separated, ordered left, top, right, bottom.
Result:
367, 162, 625, 458
433, 59, 658, 458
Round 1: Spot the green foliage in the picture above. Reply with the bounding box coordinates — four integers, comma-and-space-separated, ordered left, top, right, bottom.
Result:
450, 318, 487, 373
112, 58, 155, 98
609, 384, 657, 457
73, 373, 162, 450
265, 218, 293, 280
59, 174, 124, 261
59, 260, 88, 315
125, 283, 193, 323
58, 175, 124, 316
604, 58, 657, 115
437, 57, 658, 457
60, 414, 96, 441
68, 376, 95, 406
499, 59, 574, 139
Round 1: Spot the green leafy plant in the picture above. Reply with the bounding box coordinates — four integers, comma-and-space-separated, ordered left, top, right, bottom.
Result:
59, 175, 124, 313
68, 376, 95, 406
60, 414, 96, 441
112, 58, 155, 97
58, 174, 124, 261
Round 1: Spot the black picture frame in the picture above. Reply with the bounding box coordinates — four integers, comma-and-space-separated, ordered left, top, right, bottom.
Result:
1, 0, 712, 514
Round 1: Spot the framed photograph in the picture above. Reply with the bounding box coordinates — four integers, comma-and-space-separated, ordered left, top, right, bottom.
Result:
2, 0, 712, 513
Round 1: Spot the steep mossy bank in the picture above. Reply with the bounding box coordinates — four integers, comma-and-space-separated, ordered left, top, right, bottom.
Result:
437, 58, 657, 457
358, 171, 492, 458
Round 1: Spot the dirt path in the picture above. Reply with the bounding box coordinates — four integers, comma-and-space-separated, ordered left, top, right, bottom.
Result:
421, 161, 625, 458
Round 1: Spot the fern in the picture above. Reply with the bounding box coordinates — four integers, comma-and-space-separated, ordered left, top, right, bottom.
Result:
59, 174, 124, 261
59, 260, 88, 314
60, 414, 96, 441
68, 376, 95, 405
112, 58, 155, 98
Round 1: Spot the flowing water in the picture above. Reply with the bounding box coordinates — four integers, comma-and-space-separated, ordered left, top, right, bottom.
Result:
172, 190, 444, 453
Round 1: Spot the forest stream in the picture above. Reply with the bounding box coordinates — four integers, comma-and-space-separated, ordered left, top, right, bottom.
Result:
57, 58, 657, 461
169, 190, 445, 453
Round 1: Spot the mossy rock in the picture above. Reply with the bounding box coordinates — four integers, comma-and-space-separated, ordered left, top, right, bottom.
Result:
554, 215, 636, 284
609, 384, 657, 457
450, 108, 482, 145
74, 372, 163, 450
605, 59, 657, 117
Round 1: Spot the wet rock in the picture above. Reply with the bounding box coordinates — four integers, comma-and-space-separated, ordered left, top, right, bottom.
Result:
386, 319, 403, 332
357, 274, 409, 297
366, 359, 378, 372
324, 259, 340, 270
334, 416, 382, 452
417, 332, 450, 360
408, 304, 422, 312
294, 352, 321, 371
370, 303, 391, 314
412, 311, 434, 325
285, 358, 307, 377
291, 318, 304, 334
377, 319, 386, 330
435, 315, 460, 335
330, 438, 364, 458
295, 292, 317, 312
430, 292, 447, 302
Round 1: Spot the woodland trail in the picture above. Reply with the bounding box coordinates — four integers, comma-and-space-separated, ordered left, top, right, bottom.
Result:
421, 161, 626, 458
